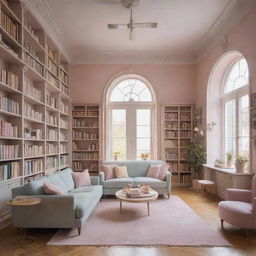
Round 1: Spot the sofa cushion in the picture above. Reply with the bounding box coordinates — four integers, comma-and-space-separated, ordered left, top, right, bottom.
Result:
72, 185, 103, 218
56, 168, 75, 191
219, 201, 253, 215
133, 177, 167, 188
158, 164, 170, 180
72, 170, 91, 188
43, 182, 64, 195
114, 166, 129, 178
102, 165, 116, 180
147, 164, 161, 178
103, 178, 134, 188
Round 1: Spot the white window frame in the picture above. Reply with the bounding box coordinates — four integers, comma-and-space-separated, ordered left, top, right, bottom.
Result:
105, 75, 157, 160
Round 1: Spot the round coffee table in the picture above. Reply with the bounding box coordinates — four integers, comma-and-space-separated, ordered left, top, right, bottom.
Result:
6, 196, 42, 206
115, 189, 158, 216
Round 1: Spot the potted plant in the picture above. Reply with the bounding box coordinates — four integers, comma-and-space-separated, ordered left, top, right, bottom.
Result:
140, 152, 149, 160
215, 159, 225, 168
187, 141, 206, 190
235, 155, 249, 173
113, 151, 120, 161
226, 152, 233, 168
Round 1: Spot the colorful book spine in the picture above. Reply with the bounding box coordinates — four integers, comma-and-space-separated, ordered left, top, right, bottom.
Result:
0, 96, 19, 114
0, 144, 19, 159
0, 161, 19, 180
0, 119, 18, 137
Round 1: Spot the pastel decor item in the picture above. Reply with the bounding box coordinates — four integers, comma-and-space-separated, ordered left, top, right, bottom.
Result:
72, 169, 91, 187
114, 166, 129, 178
147, 164, 161, 178
43, 182, 64, 195
102, 165, 116, 180
158, 164, 170, 180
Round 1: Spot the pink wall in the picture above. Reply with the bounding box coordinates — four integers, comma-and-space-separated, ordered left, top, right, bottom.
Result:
196, 7, 256, 172
70, 64, 196, 104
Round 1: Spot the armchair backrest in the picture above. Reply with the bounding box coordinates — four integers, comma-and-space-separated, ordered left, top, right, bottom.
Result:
252, 175, 256, 201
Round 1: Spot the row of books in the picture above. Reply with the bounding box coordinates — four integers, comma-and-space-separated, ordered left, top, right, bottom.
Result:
46, 156, 58, 169
24, 144, 43, 157
165, 152, 178, 160
169, 163, 178, 172
24, 21, 40, 43
165, 113, 178, 120
60, 143, 68, 153
73, 152, 99, 160
180, 149, 188, 159
24, 127, 42, 140
59, 69, 68, 84
0, 96, 19, 114
24, 79, 42, 102
60, 82, 69, 95
46, 45, 58, 63
60, 131, 68, 141
0, 119, 18, 137
46, 92, 57, 109
0, 68, 19, 90
180, 112, 191, 120
180, 163, 190, 172
60, 154, 68, 166
46, 143, 58, 155
47, 58, 58, 76
73, 119, 98, 128
72, 110, 99, 117
24, 51, 44, 77
180, 122, 191, 129
0, 161, 19, 180
72, 131, 98, 140
1, 10, 19, 42
24, 41, 42, 63
72, 162, 98, 172
46, 112, 58, 126
47, 71, 59, 88
0, 144, 19, 159
24, 103, 43, 121
165, 122, 178, 129
72, 142, 98, 151
180, 131, 191, 138
59, 100, 68, 114
165, 130, 178, 139
24, 159, 43, 176
60, 118, 68, 128
46, 128, 58, 140
165, 140, 178, 148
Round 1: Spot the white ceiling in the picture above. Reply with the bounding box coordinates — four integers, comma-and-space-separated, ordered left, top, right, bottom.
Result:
23, 0, 256, 64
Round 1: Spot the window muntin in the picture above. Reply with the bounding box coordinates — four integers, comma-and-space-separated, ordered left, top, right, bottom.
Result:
224, 58, 249, 94
110, 79, 152, 102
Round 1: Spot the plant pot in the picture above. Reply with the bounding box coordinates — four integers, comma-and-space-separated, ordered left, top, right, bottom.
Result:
235, 162, 247, 173
226, 160, 233, 168
114, 155, 118, 161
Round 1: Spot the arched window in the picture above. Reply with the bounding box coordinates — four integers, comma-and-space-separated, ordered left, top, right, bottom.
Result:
223, 58, 249, 157
105, 75, 156, 160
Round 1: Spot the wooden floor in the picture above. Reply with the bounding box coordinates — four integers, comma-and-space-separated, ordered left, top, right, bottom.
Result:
0, 187, 256, 256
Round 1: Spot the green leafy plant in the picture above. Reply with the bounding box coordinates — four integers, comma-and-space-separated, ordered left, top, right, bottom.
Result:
226, 152, 233, 162
187, 141, 206, 179
236, 155, 249, 164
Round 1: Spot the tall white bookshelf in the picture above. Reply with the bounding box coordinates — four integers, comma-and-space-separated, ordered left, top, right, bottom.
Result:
72, 104, 101, 176
161, 104, 194, 186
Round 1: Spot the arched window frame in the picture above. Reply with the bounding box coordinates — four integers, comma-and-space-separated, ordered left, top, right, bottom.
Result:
104, 74, 157, 160
221, 57, 249, 159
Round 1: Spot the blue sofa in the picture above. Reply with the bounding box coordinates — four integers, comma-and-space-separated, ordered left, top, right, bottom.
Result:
11, 168, 102, 235
99, 160, 172, 197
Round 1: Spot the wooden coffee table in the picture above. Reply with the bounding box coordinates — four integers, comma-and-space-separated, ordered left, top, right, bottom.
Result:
115, 189, 158, 216
6, 196, 42, 206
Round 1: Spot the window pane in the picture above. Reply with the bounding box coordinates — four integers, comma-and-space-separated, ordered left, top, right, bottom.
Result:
225, 100, 236, 155
239, 95, 249, 156
136, 109, 151, 159
112, 109, 126, 160
224, 58, 249, 94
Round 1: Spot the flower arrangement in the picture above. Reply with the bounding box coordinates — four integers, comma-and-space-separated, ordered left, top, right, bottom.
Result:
235, 155, 249, 173
140, 153, 149, 160
113, 151, 120, 160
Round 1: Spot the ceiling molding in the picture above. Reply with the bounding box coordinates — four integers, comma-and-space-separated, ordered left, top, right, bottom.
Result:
21, 0, 70, 61
194, 0, 256, 63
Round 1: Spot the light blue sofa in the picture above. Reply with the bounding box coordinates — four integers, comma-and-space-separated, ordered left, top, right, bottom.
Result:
99, 160, 172, 198
11, 168, 102, 235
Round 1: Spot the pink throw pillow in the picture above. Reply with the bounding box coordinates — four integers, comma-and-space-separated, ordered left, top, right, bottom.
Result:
147, 165, 161, 178
72, 169, 91, 188
44, 182, 64, 195
158, 164, 170, 180
102, 165, 116, 180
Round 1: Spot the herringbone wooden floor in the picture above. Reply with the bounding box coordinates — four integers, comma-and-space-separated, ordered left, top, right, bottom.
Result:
0, 187, 256, 256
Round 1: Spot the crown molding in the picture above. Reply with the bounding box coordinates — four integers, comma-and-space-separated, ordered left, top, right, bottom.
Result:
69, 51, 196, 65
194, 0, 256, 63
20, 0, 70, 61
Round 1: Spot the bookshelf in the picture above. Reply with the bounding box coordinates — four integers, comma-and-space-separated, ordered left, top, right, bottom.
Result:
72, 105, 101, 175
161, 105, 193, 186
0, 0, 71, 186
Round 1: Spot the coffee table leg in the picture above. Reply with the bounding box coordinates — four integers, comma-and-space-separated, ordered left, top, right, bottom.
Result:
147, 202, 149, 216
120, 201, 122, 213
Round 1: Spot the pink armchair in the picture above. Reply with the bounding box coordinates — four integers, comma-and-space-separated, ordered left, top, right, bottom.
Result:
218, 175, 256, 234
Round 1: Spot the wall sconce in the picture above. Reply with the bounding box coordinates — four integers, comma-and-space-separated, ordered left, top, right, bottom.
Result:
207, 121, 216, 131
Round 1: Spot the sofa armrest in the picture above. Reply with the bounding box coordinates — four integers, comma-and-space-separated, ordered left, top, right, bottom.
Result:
99, 171, 105, 185
227, 188, 251, 202
11, 195, 76, 228
90, 176, 99, 185
165, 171, 172, 193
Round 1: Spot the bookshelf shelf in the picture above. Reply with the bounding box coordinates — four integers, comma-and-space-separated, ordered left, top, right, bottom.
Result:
161, 104, 193, 186
72, 104, 101, 174
0, 0, 71, 186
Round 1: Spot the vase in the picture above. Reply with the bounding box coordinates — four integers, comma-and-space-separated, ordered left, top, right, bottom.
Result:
235, 162, 246, 173
114, 155, 118, 161
226, 160, 233, 168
